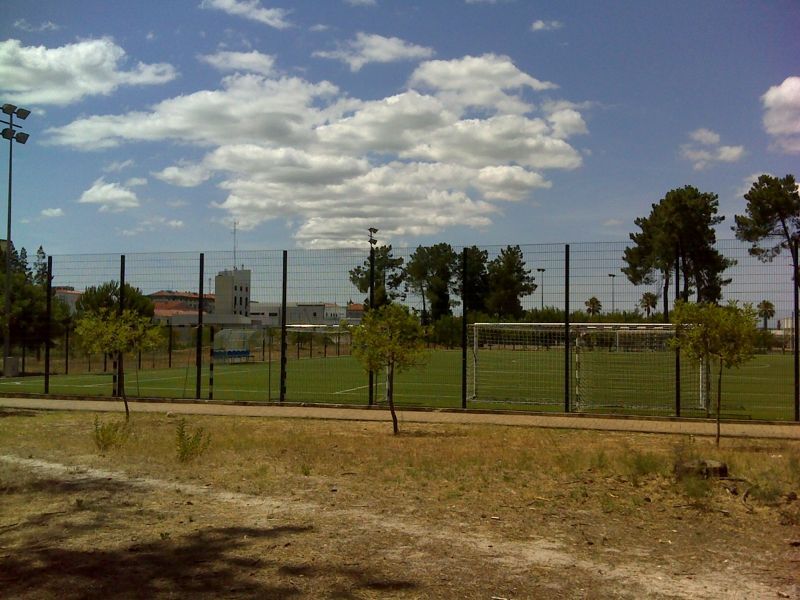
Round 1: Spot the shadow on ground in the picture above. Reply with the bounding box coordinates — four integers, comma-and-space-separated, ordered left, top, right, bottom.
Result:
0, 470, 418, 598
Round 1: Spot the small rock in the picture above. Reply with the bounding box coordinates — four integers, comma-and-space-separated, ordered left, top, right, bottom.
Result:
674, 459, 728, 480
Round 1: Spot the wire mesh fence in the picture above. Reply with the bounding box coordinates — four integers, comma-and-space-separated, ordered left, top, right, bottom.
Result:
1, 239, 796, 421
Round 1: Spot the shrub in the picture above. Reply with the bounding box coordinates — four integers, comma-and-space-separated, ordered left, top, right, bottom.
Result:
175, 418, 210, 463
92, 415, 131, 452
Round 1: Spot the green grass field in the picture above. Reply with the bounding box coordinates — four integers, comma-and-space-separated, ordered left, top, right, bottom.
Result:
0, 348, 794, 420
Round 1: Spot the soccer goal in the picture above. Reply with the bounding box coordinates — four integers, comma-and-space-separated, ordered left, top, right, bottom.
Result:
468, 322, 705, 413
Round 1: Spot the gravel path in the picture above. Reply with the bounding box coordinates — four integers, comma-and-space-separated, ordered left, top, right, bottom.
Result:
1, 395, 798, 439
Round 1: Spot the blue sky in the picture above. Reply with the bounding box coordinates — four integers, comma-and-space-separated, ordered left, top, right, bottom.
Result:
1, 0, 798, 256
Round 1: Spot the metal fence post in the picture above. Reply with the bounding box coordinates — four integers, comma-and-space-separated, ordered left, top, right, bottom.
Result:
564, 244, 570, 413
675, 252, 681, 417
195, 253, 204, 399
280, 250, 288, 403
118, 255, 125, 398
208, 327, 215, 400
44, 255, 52, 394
461, 247, 468, 409
794, 239, 799, 421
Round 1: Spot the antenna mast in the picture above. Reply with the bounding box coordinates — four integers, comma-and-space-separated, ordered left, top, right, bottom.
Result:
233, 220, 238, 270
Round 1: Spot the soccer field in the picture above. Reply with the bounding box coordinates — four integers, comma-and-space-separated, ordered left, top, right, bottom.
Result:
0, 348, 794, 420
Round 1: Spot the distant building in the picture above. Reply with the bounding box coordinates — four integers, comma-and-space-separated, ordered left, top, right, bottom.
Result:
54, 286, 82, 315
148, 290, 215, 312
214, 269, 251, 317
249, 302, 352, 326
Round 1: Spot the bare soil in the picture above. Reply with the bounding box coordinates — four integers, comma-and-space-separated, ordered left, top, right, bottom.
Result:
0, 407, 799, 599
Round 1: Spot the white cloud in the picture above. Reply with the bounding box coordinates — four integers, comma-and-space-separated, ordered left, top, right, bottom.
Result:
48, 56, 587, 247
531, 20, 563, 32
314, 32, 434, 71
13, 19, 60, 32
762, 76, 800, 154
344, 0, 376, 5
46, 74, 346, 149
154, 163, 211, 187
689, 128, 720, 145
200, 0, 292, 29
121, 216, 184, 237
0, 38, 176, 106
199, 50, 276, 75
310, 24, 329, 32
680, 129, 745, 170
40, 208, 64, 218
409, 54, 556, 115
103, 159, 135, 172
78, 178, 140, 212
125, 177, 147, 187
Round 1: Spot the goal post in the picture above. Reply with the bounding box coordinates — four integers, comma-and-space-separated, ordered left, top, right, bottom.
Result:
468, 322, 704, 413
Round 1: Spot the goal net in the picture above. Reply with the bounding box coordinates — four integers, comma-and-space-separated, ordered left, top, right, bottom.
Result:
468, 323, 705, 414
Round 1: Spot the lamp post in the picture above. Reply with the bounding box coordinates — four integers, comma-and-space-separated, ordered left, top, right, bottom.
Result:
2, 104, 30, 377
537, 268, 546, 310
608, 273, 616, 314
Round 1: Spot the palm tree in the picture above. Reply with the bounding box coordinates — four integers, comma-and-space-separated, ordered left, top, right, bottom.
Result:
757, 299, 775, 330
639, 292, 658, 318
585, 296, 602, 316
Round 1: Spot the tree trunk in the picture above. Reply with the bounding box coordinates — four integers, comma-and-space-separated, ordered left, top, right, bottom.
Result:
387, 362, 399, 435
119, 350, 129, 421
716, 359, 723, 447
662, 274, 670, 321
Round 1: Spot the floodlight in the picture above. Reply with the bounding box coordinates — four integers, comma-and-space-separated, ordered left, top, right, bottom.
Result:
1, 104, 16, 115
1, 128, 13, 141
368, 227, 378, 234
15, 108, 30, 120
15, 132, 29, 144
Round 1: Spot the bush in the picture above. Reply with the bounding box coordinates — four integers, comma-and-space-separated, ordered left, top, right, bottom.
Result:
175, 418, 210, 463
92, 415, 131, 452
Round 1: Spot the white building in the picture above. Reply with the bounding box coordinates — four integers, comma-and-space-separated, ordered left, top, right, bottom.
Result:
214, 269, 251, 317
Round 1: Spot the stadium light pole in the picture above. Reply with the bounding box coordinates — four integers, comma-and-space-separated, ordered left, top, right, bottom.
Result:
608, 273, 616, 314
2, 104, 30, 377
537, 268, 545, 310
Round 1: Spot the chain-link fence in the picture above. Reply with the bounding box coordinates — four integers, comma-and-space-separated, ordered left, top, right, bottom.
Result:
1, 239, 796, 421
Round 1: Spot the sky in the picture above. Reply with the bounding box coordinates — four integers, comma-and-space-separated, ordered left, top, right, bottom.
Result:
0, 0, 798, 257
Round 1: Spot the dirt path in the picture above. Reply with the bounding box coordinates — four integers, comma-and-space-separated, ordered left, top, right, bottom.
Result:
1, 453, 791, 599
1, 395, 798, 439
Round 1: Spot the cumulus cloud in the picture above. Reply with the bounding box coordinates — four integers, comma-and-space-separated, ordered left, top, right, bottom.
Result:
681, 128, 745, 170
49, 55, 588, 247
40, 208, 64, 218
46, 74, 346, 149
200, 0, 291, 29
199, 50, 276, 75
531, 20, 563, 31
314, 32, 434, 71
153, 163, 211, 187
762, 76, 800, 154
78, 178, 140, 212
0, 38, 176, 106
409, 54, 556, 115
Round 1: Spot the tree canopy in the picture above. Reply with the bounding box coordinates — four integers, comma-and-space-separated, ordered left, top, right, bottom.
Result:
0, 243, 68, 350
623, 186, 733, 310
485, 245, 536, 320
348, 244, 406, 310
734, 174, 800, 281
455, 245, 490, 316
76, 281, 155, 318
405, 243, 458, 324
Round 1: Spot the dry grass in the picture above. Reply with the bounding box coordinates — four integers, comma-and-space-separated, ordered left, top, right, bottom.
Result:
1, 408, 799, 598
